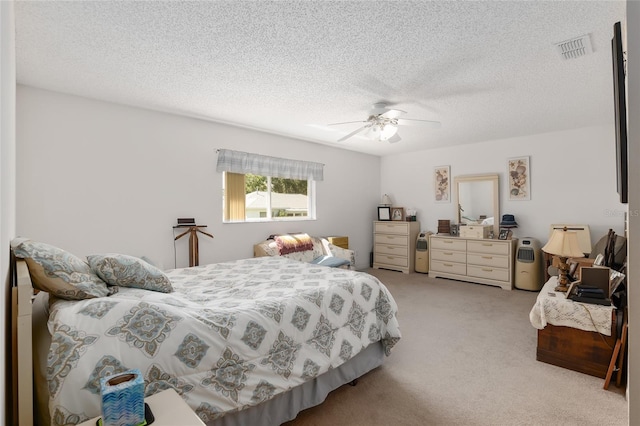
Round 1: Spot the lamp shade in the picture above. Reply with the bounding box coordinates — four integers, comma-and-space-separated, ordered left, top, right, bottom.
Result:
381, 194, 392, 206
541, 228, 584, 258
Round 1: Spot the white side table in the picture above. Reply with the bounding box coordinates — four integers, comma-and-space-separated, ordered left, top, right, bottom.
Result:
78, 388, 205, 426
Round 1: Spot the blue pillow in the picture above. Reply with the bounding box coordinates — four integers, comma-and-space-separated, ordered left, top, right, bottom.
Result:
311, 255, 350, 268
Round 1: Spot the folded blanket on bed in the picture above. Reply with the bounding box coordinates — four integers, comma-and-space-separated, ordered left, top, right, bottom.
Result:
275, 233, 314, 255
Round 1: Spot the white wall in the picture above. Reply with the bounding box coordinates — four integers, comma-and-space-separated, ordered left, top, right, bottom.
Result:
16, 86, 380, 270
1, 2, 16, 423
381, 126, 626, 247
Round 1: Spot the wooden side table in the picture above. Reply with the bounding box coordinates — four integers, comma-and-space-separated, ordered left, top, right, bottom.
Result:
78, 389, 205, 426
532, 278, 617, 379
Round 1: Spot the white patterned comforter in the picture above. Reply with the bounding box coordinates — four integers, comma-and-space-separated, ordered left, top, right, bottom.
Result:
45, 257, 401, 425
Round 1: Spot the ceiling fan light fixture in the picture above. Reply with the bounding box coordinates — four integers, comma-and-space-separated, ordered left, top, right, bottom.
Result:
330, 103, 440, 143
379, 123, 398, 141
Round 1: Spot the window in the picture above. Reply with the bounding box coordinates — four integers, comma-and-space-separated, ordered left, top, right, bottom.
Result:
223, 173, 314, 222
217, 150, 322, 223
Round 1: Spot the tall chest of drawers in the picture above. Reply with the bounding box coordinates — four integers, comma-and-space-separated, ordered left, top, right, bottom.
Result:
373, 221, 420, 274
428, 235, 517, 290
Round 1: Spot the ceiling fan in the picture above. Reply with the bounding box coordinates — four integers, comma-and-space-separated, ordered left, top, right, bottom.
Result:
329, 103, 441, 144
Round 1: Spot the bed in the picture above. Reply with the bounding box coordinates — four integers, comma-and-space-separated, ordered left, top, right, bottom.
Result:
11, 239, 401, 426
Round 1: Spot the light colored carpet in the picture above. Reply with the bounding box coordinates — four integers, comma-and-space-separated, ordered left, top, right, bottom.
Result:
285, 268, 627, 426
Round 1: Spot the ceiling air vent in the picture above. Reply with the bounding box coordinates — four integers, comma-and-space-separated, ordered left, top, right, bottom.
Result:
555, 35, 592, 60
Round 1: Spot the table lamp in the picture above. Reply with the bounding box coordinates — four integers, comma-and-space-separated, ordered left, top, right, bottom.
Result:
541, 227, 584, 292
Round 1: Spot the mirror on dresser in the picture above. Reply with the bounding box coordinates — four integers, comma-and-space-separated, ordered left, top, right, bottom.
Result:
454, 173, 499, 237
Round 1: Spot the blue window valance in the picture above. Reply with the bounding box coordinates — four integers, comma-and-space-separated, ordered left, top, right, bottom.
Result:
216, 149, 324, 181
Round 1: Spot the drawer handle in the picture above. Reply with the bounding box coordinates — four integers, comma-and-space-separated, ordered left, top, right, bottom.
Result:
482, 268, 493, 272
443, 252, 453, 256
482, 256, 493, 259
443, 263, 453, 267
443, 240, 453, 244
482, 243, 493, 246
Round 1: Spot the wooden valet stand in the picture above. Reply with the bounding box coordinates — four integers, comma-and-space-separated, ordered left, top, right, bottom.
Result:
174, 225, 214, 267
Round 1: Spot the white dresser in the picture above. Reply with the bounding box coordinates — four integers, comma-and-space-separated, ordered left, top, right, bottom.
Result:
428, 235, 517, 290
373, 221, 420, 274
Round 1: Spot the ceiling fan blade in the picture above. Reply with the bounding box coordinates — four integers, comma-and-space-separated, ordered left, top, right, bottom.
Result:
380, 108, 406, 119
328, 120, 368, 126
387, 134, 402, 144
337, 124, 369, 142
397, 118, 442, 128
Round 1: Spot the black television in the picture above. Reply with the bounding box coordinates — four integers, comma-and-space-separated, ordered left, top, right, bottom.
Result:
612, 21, 628, 204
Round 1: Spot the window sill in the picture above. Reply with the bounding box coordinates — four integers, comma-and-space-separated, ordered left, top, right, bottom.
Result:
223, 218, 317, 224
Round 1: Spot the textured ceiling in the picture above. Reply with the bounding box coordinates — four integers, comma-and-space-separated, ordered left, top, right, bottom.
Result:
15, 1, 626, 156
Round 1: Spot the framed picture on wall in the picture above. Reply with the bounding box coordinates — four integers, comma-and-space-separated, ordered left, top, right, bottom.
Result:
391, 207, 405, 221
378, 206, 391, 221
434, 165, 450, 203
507, 156, 531, 200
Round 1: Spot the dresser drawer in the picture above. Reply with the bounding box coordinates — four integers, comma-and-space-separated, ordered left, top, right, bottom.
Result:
374, 222, 409, 235
467, 253, 509, 268
430, 259, 466, 275
430, 237, 466, 251
374, 254, 409, 268
467, 240, 509, 255
431, 249, 466, 264
375, 243, 408, 257
467, 265, 509, 282
374, 234, 409, 246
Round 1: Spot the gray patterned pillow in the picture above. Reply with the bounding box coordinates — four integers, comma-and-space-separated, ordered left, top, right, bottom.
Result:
87, 253, 173, 293
11, 238, 112, 300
